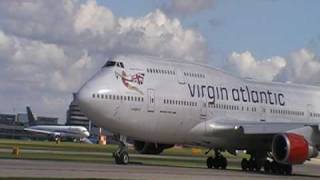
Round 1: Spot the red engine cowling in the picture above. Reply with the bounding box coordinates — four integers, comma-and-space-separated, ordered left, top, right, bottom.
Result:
272, 133, 317, 164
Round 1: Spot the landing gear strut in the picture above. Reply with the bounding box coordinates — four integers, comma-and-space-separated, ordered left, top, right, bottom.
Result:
206, 149, 228, 169
54, 135, 61, 144
113, 135, 129, 165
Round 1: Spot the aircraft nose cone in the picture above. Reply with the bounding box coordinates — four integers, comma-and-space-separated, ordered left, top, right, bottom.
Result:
76, 85, 91, 111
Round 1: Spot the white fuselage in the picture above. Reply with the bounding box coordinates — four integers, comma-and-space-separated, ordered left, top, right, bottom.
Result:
26, 125, 90, 138
77, 55, 320, 150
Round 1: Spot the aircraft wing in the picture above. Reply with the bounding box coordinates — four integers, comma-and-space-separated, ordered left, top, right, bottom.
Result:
190, 118, 319, 136
190, 118, 320, 154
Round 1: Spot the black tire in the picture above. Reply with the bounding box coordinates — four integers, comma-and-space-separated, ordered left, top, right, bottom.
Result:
221, 157, 227, 169
278, 165, 285, 175
114, 154, 122, 164
120, 152, 129, 165
207, 157, 214, 169
213, 158, 219, 169
271, 161, 278, 174
255, 164, 262, 172
284, 165, 292, 175
248, 159, 254, 171
241, 159, 248, 171
263, 161, 271, 173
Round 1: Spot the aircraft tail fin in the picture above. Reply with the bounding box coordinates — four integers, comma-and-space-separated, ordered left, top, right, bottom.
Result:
26, 106, 36, 126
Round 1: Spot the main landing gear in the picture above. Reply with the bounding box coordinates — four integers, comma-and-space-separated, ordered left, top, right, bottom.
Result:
113, 135, 129, 165
206, 149, 228, 169
241, 153, 292, 175
263, 160, 292, 175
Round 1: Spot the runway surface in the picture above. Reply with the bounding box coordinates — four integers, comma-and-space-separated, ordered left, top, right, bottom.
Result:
0, 159, 320, 180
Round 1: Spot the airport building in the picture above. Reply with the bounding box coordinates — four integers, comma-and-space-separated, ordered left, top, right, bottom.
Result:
16, 113, 28, 126
0, 114, 16, 125
0, 113, 30, 139
36, 116, 58, 125
66, 93, 112, 142
66, 93, 93, 131
0, 112, 58, 139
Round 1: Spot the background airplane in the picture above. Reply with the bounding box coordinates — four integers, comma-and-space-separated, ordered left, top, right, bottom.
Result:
24, 106, 91, 143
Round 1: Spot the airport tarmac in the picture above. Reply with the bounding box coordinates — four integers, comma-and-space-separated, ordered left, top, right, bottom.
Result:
0, 159, 319, 180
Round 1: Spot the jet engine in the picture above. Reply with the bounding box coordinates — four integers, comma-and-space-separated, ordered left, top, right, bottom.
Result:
133, 140, 174, 154
272, 133, 318, 164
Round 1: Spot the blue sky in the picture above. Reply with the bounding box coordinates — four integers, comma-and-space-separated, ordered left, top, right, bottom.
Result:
0, 0, 320, 122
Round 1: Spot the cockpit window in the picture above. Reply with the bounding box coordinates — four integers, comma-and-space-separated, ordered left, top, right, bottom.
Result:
116, 62, 124, 68
103, 61, 116, 68
103, 61, 124, 68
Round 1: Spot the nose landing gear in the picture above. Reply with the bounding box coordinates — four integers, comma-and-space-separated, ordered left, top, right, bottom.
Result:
113, 135, 129, 165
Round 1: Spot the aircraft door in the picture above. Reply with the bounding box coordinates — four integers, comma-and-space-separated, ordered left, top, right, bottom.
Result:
200, 99, 207, 121
147, 89, 155, 112
175, 68, 185, 84
307, 104, 314, 122
260, 106, 267, 122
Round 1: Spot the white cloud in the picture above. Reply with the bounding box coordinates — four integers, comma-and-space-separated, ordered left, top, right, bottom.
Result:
0, 30, 96, 121
224, 49, 320, 86
0, 0, 207, 61
275, 49, 320, 84
161, 0, 215, 17
0, 0, 207, 122
74, 0, 115, 35
225, 51, 286, 81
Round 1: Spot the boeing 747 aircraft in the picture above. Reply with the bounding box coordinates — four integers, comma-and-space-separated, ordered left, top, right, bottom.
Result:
77, 55, 320, 175
24, 107, 90, 143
